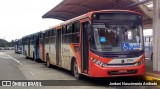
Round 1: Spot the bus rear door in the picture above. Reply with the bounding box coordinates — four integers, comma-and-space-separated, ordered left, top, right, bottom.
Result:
56, 29, 62, 66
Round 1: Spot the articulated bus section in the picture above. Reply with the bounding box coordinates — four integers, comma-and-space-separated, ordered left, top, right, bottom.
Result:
22, 33, 41, 61
21, 10, 145, 79
15, 39, 22, 54
22, 36, 29, 57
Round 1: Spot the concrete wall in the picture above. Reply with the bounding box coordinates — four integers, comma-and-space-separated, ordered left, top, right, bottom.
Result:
153, 0, 160, 72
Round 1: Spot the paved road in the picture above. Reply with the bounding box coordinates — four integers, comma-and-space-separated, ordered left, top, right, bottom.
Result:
0, 50, 159, 89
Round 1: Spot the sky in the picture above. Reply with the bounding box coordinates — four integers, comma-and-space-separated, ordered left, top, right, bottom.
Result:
0, 0, 63, 42
0, 0, 153, 42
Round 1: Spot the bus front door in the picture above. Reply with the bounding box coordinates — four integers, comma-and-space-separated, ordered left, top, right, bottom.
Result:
81, 22, 90, 74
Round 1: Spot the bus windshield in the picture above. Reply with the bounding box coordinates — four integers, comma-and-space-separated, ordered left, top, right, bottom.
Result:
91, 13, 144, 52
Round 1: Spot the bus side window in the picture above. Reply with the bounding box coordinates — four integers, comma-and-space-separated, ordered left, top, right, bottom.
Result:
62, 26, 66, 43
30, 36, 33, 45
52, 30, 56, 44
32, 35, 34, 45
33, 35, 35, 45
66, 24, 72, 43
39, 33, 42, 43
62, 26, 66, 34
67, 24, 72, 33
48, 30, 51, 44
50, 30, 53, 43
45, 31, 49, 44
72, 21, 80, 43
49, 30, 52, 43
48, 31, 50, 44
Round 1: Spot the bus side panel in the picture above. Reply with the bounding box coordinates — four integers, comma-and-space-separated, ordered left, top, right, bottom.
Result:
36, 45, 40, 59
15, 43, 18, 53
39, 43, 44, 61
25, 45, 28, 57
22, 39, 25, 55
61, 44, 74, 70
30, 44, 34, 58
44, 44, 49, 62
33, 44, 36, 58
50, 44, 56, 65
28, 41, 30, 57
70, 44, 81, 71
22, 44, 25, 55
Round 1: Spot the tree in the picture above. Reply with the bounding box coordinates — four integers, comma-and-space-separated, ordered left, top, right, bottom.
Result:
0, 39, 8, 47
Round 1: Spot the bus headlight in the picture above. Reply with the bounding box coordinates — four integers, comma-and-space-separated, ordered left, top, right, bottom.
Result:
91, 58, 108, 68
137, 58, 145, 66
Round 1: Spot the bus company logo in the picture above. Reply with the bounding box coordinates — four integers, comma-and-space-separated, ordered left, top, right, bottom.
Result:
2, 81, 11, 86
121, 60, 125, 63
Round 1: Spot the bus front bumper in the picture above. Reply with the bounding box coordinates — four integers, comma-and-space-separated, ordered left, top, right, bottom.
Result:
89, 62, 145, 77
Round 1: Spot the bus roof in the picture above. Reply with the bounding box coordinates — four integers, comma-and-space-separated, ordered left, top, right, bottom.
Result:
50, 10, 141, 29
22, 32, 41, 38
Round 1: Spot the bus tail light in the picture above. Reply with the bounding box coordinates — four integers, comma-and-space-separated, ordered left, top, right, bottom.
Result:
91, 58, 108, 68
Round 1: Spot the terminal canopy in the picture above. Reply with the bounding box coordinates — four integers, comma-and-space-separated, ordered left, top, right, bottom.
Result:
42, 0, 153, 24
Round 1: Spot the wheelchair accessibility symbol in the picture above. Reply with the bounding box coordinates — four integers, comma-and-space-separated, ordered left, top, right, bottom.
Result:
123, 43, 142, 51
123, 43, 129, 50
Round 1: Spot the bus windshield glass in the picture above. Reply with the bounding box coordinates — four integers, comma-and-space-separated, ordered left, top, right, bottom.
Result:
91, 12, 144, 52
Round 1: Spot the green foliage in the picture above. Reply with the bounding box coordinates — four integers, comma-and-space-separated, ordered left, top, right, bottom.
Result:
0, 39, 15, 47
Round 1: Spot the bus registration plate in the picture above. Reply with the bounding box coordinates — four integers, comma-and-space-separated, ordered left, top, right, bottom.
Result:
127, 59, 133, 62
118, 70, 127, 73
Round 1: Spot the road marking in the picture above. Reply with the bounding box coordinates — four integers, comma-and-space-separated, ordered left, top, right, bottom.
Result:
2, 52, 23, 65
0, 56, 10, 59
146, 72, 160, 77
30, 72, 36, 76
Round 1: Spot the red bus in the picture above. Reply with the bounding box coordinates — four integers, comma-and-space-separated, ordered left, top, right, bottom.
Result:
40, 10, 145, 79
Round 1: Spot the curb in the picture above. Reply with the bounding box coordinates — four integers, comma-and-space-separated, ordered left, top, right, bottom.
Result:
143, 73, 160, 87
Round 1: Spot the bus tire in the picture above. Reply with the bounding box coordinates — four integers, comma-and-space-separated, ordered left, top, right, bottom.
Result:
46, 54, 51, 68
73, 60, 82, 79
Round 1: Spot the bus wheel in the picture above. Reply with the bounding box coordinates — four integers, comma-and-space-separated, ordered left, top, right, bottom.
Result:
46, 54, 51, 68
73, 60, 82, 79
